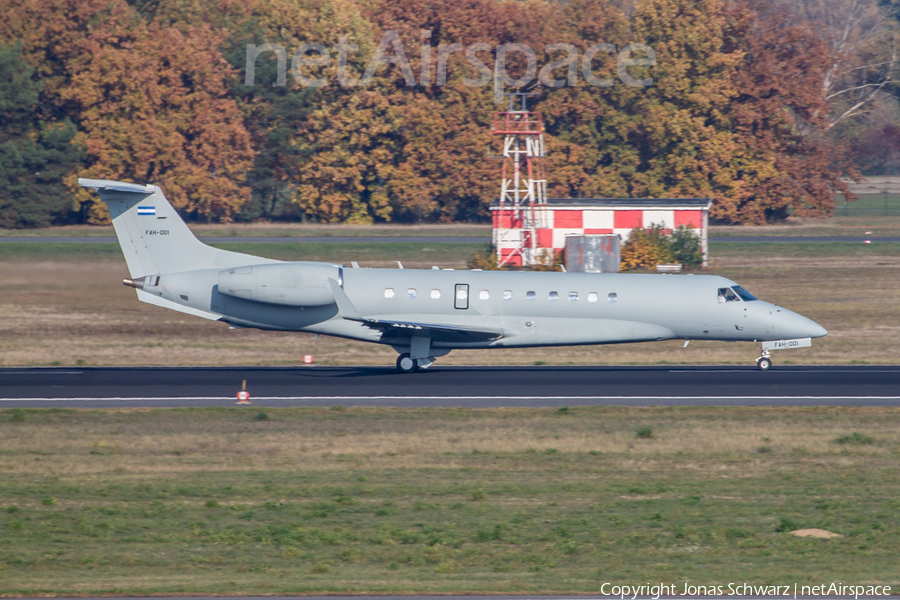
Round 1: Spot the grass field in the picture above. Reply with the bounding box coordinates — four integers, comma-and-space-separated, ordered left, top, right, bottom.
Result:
0, 241, 487, 264
0, 222, 492, 238
1, 204, 900, 239
834, 194, 900, 218
0, 240, 898, 367
1, 406, 899, 595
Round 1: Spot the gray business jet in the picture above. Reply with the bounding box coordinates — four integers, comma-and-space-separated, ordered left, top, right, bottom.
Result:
80, 178, 827, 372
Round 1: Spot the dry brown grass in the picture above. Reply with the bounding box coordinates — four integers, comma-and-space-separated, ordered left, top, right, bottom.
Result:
1, 247, 898, 366
2, 406, 898, 480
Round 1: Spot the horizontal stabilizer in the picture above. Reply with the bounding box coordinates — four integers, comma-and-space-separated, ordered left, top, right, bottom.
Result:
78, 179, 154, 195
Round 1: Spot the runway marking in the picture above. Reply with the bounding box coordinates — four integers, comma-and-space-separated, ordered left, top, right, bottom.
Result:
3, 395, 900, 402
1, 371, 84, 375
668, 368, 900, 373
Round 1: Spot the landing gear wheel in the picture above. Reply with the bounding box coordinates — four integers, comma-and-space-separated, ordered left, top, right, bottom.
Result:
757, 356, 772, 371
396, 353, 418, 373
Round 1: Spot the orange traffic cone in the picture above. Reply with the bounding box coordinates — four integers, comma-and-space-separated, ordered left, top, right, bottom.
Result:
235, 379, 252, 405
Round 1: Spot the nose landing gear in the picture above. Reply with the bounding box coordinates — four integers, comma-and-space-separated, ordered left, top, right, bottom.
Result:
755, 350, 772, 371
755, 338, 814, 371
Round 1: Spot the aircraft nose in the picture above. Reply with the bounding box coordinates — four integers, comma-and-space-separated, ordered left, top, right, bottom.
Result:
807, 320, 828, 339
784, 311, 827, 339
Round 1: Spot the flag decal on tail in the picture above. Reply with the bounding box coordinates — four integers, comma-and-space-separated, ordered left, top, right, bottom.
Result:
137, 206, 156, 216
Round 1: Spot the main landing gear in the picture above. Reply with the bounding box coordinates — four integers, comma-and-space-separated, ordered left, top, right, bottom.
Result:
395, 353, 439, 373
395, 335, 446, 374
395, 336, 448, 373
396, 353, 418, 373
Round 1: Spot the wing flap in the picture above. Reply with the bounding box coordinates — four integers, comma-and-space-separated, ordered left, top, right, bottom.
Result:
360, 318, 503, 343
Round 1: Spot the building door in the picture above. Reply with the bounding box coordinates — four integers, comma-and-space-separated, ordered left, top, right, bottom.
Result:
454, 284, 469, 310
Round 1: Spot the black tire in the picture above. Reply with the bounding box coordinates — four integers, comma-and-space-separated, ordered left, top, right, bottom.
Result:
757, 357, 772, 371
396, 353, 418, 373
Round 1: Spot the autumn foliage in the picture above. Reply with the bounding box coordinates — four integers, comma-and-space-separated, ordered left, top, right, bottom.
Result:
0, 0, 864, 226
620, 224, 702, 271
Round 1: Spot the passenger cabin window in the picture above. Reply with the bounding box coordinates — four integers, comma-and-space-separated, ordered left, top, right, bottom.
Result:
549, 291, 558, 301
503, 290, 513, 300
407, 288, 416, 299
568, 292, 578, 302
384, 288, 394, 298
608, 293, 617, 303
732, 285, 757, 301
718, 288, 739, 303
431, 289, 441, 299
588, 292, 598, 303
479, 290, 490, 300
526, 291, 536, 301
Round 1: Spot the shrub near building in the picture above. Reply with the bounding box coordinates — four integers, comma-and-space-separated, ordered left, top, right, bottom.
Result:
620, 225, 702, 271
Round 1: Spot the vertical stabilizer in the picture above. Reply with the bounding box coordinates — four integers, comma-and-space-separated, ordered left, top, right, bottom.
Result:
78, 179, 277, 277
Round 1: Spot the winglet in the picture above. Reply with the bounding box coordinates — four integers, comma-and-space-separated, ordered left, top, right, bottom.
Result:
328, 278, 363, 321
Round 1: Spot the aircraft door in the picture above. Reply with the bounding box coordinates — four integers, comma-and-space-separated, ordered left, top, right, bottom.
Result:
454, 284, 469, 310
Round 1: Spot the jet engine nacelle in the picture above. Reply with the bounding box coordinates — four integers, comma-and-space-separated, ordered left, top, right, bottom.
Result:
217, 262, 341, 307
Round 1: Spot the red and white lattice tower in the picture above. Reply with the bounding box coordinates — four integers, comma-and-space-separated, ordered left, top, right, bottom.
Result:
492, 92, 549, 267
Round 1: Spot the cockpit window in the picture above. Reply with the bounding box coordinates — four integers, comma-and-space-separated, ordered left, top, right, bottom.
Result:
717, 287, 739, 303
731, 285, 757, 301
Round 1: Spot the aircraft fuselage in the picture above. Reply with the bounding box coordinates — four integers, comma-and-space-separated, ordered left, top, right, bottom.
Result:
149, 263, 826, 349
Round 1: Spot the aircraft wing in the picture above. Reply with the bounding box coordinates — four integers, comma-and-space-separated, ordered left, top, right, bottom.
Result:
356, 318, 503, 343
327, 278, 504, 343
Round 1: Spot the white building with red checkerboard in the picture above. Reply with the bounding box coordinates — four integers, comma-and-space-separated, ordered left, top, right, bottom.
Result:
491, 197, 711, 267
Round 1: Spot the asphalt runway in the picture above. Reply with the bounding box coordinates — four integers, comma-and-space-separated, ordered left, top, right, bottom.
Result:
2, 365, 898, 408
2, 235, 899, 243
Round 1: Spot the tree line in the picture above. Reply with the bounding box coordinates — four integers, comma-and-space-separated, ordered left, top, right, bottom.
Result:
0, 0, 897, 228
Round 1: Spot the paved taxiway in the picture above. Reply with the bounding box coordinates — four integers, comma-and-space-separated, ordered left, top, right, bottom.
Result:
1, 365, 897, 408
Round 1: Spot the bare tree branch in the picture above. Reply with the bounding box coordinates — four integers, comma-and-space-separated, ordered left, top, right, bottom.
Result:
784, 0, 898, 130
